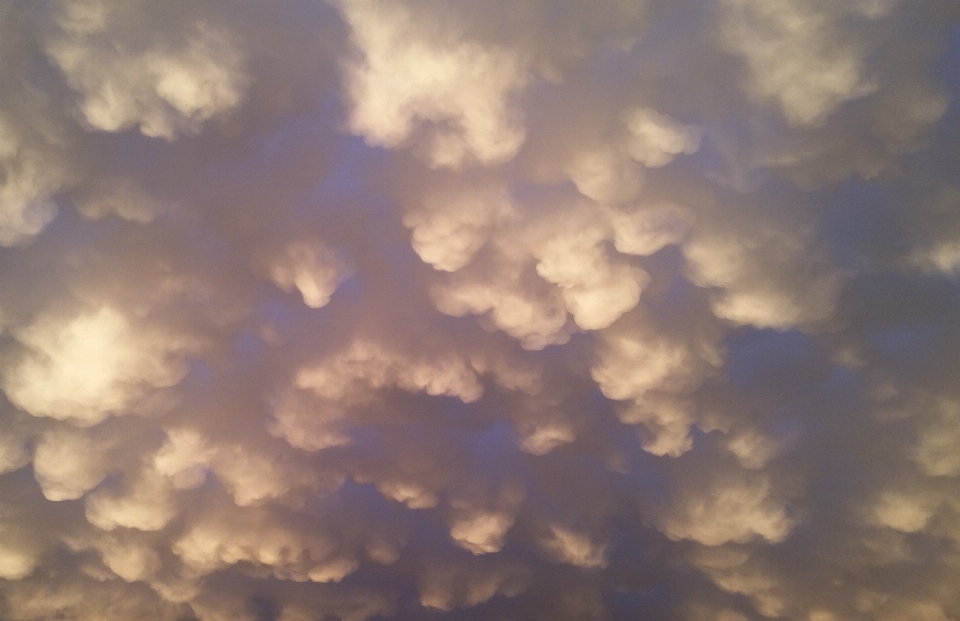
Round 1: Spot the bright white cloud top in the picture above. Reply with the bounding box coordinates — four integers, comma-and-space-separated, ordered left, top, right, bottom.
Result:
0, 1, 959, 620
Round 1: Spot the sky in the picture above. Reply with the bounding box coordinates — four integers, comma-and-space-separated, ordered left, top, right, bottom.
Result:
1, 1, 959, 620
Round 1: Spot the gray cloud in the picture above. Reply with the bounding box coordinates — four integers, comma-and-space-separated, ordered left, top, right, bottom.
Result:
1, 1, 959, 620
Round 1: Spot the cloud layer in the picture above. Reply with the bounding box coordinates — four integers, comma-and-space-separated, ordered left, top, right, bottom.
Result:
1, 1, 959, 620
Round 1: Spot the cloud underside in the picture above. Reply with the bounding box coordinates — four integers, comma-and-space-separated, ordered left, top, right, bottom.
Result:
1, 1, 959, 620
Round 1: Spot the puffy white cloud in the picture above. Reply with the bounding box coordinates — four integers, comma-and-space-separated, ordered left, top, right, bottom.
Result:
428, 200, 660, 345
265, 239, 349, 308
624, 107, 701, 168
336, 0, 527, 168
718, 0, 882, 126
684, 225, 842, 328
431, 263, 574, 350
660, 475, 794, 546
3, 307, 189, 425
211, 443, 319, 508
0, 527, 41, 580
405, 185, 514, 272
72, 178, 166, 223
0, 415, 31, 475
866, 482, 946, 534
610, 203, 693, 257
294, 338, 483, 404
0, 115, 64, 246
537, 524, 607, 569
173, 503, 358, 583
85, 470, 177, 531
516, 422, 576, 455
417, 558, 529, 611
529, 210, 649, 330
32, 426, 117, 501
691, 548, 789, 618
85, 534, 163, 583
46, 0, 249, 139
725, 428, 783, 470
0, 576, 189, 621
566, 145, 645, 205
152, 427, 215, 490
449, 510, 515, 554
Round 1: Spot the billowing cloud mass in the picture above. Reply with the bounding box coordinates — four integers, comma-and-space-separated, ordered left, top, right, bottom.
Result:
1, 1, 959, 620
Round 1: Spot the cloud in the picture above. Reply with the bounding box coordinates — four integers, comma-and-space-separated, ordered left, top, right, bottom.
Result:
717, 0, 885, 127
263, 239, 350, 309
46, 0, 249, 139
3, 306, 189, 425
337, 0, 528, 168
32, 426, 120, 501
0, 1, 958, 620
660, 474, 794, 546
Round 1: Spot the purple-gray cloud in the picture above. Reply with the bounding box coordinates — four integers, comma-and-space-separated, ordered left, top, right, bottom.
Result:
1, 1, 959, 620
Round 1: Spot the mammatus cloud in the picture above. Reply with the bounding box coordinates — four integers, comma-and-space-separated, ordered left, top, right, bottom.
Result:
337, 0, 529, 169
1, 1, 959, 620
